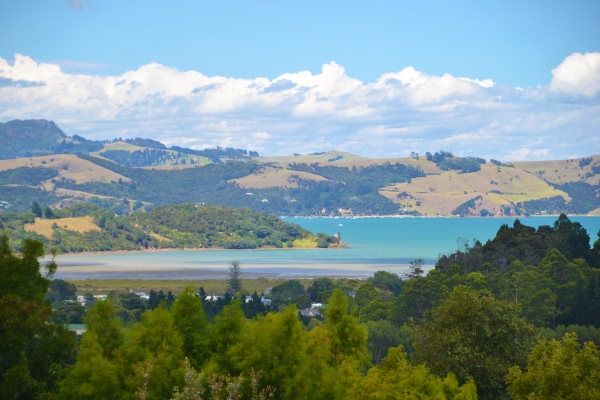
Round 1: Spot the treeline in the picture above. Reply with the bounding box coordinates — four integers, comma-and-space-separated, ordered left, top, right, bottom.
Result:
100, 149, 204, 167
0, 203, 340, 252
519, 181, 600, 215
425, 150, 485, 173
5, 216, 600, 399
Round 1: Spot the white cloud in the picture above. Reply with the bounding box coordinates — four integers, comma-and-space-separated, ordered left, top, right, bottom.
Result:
549, 52, 600, 97
0, 52, 599, 160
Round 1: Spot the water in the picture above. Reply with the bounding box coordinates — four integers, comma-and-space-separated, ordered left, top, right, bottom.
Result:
50, 216, 600, 280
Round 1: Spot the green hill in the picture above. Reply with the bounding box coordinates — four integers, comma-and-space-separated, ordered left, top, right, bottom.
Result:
0, 203, 341, 253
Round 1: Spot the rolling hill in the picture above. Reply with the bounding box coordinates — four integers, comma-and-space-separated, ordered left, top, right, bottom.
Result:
0, 119, 599, 216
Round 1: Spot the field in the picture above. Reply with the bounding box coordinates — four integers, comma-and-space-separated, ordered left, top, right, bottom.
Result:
24, 216, 100, 238
379, 163, 570, 215
261, 151, 443, 173
230, 166, 328, 189
69, 277, 312, 295
0, 154, 131, 184
513, 154, 600, 185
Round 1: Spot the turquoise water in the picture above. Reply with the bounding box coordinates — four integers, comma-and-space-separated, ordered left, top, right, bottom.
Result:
51, 216, 600, 279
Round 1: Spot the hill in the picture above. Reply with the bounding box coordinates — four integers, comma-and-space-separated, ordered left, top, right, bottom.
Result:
0, 119, 599, 216
0, 203, 341, 253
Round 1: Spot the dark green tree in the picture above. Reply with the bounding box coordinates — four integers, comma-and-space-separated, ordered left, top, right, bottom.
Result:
413, 285, 536, 399
31, 201, 42, 218
228, 260, 243, 292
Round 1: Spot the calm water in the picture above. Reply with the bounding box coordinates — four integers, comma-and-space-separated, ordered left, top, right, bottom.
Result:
51, 216, 600, 280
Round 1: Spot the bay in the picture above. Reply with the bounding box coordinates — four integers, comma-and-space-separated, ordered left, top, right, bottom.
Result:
50, 216, 600, 280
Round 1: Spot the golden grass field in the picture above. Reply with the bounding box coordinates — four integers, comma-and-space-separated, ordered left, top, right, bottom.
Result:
69, 277, 314, 295
379, 163, 571, 215
25, 216, 100, 238
0, 154, 130, 184
513, 154, 600, 186
230, 166, 328, 189
261, 151, 443, 174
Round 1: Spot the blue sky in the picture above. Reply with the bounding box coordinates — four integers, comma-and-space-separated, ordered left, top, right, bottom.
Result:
0, 0, 599, 159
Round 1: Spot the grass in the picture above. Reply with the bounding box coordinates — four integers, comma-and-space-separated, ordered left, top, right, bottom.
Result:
70, 277, 307, 295
513, 154, 600, 186
25, 216, 100, 238
379, 163, 571, 215
230, 166, 328, 189
293, 237, 319, 248
0, 154, 130, 185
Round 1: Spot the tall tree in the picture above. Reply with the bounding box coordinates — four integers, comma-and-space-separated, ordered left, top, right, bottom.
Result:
228, 260, 243, 292
172, 286, 209, 369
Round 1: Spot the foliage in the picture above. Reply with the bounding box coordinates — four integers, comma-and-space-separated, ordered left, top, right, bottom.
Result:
507, 333, 600, 399
0, 166, 58, 186
348, 346, 478, 399
413, 285, 536, 399
0, 186, 65, 213
0, 232, 77, 399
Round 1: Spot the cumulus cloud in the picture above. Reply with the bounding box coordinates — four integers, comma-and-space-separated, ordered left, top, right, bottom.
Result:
549, 52, 600, 98
0, 52, 599, 160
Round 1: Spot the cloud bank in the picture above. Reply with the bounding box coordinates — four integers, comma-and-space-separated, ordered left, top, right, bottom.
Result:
0, 52, 599, 160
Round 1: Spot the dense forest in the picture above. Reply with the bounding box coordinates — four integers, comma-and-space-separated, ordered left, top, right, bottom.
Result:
2, 214, 600, 399
0, 203, 341, 253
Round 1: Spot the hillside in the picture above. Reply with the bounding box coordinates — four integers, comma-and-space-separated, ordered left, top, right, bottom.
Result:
0, 119, 599, 216
0, 203, 341, 253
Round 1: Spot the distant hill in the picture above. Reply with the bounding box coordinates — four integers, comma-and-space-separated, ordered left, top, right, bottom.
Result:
0, 119, 259, 165
0, 119, 599, 216
0, 119, 67, 159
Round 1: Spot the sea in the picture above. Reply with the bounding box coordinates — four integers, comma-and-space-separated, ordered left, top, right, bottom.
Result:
49, 216, 600, 280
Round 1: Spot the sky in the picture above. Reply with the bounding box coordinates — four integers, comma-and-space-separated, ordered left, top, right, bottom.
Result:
0, 0, 599, 160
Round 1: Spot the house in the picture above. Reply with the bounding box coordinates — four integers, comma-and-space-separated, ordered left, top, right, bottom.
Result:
94, 295, 107, 300
265, 287, 273, 294
262, 298, 272, 306
311, 303, 323, 309
300, 308, 322, 317
68, 324, 87, 336
194, 202, 205, 207
205, 295, 225, 301
76, 295, 86, 304
261, 199, 269, 203
246, 192, 253, 196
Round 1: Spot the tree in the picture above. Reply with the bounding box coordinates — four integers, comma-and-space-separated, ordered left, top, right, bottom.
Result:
172, 286, 209, 369
228, 260, 243, 292
43, 206, 55, 219
408, 258, 425, 278
324, 289, 370, 366
31, 201, 42, 217
355, 283, 380, 308
0, 233, 76, 399
507, 333, 600, 399
348, 346, 477, 399
367, 270, 404, 296
365, 320, 404, 365
413, 285, 536, 399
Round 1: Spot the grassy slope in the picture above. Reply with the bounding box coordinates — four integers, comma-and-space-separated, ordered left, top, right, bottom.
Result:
25, 216, 100, 238
229, 166, 329, 189
0, 154, 130, 185
513, 154, 600, 186
379, 163, 570, 215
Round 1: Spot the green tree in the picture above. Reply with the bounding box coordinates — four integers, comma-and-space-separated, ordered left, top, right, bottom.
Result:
228, 260, 243, 292
507, 333, 600, 399
229, 305, 307, 399
408, 258, 425, 278
0, 233, 76, 399
324, 288, 370, 366
413, 285, 536, 399
348, 346, 478, 400
58, 331, 123, 400
367, 270, 404, 296
31, 201, 42, 218
208, 301, 246, 374
355, 283, 380, 308
365, 320, 405, 365
172, 286, 209, 369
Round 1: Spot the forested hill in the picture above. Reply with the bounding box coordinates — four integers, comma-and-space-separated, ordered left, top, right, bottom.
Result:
0, 202, 341, 253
